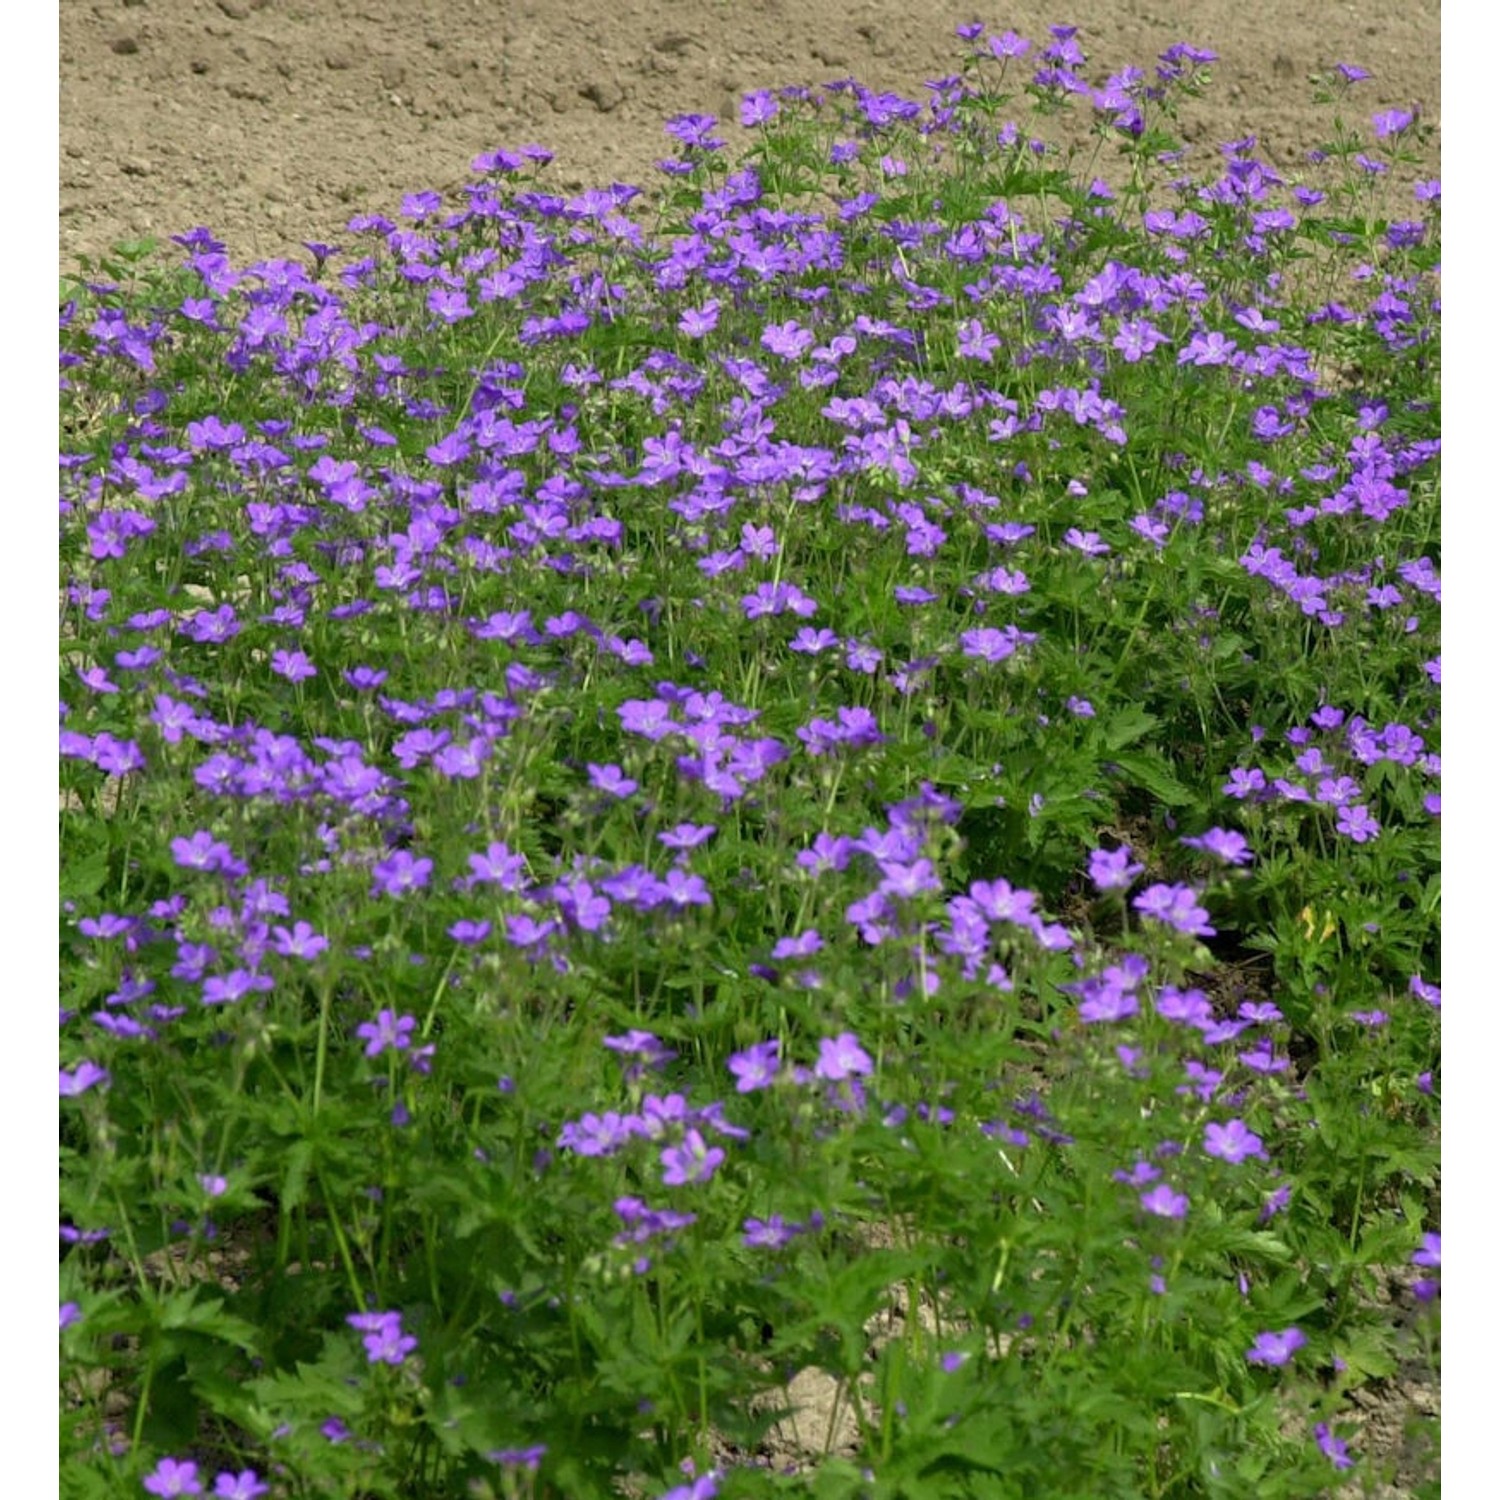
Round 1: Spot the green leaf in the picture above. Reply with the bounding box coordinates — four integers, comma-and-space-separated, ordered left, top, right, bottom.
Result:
1100, 704, 1160, 753
158, 1291, 260, 1351
1105, 750, 1197, 807
109, 235, 162, 265
1208, 1228, 1295, 1265
1334, 1323, 1398, 1384
58, 1451, 116, 1500
280, 1139, 314, 1213
60, 850, 111, 903
141, 1354, 202, 1452
808, 1457, 870, 1500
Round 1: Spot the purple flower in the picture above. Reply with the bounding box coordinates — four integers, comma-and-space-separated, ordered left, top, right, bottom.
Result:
1238, 1001, 1282, 1024
60, 1301, 83, 1329
347, 1309, 417, 1365
797, 832, 854, 875
604, 1030, 676, 1071
659, 869, 712, 909
665, 111, 723, 149
959, 627, 1017, 664
1178, 330, 1238, 367
1372, 107, 1415, 139
1260, 1184, 1293, 1221
212, 1472, 270, 1500
179, 603, 240, 644
171, 830, 237, 874
201, 968, 273, 1006
1132, 883, 1216, 937
815, 1032, 873, 1081
1316, 776, 1363, 808
1180, 827, 1253, 865
587, 762, 638, 798
660, 1128, 725, 1187
728, 1040, 781, 1092
427, 288, 473, 324
144, 1459, 202, 1497
638, 1093, 689, 1139
659, 822, 716, 852
877, 857, 942, 900
465, 840, 527, 891
789, 626, 839, 655
618, 698, 679, 740
659, 1474, 720, 1500
60, 1221, 110, 1246
740, 89, 777, 126
986, 28, 1030, 59
957, 319, 1000, 361
78, 665, 119, 693
1063, 528, 1111, 556
1246, 1327, 1306, 1367
1314, 1423, 1355, 1472
1334, 804, 1381, 842
433, 739, 490, 779
678, 301, 720, 338
1408, 974, 1441, 1009
393, 728, 451, 769
1139, 1183, 1189, 1219
558, 1111, 637, 1157
968, 877, 1038, 925
488, 1445, 547, 1471
1157, 986, 1213, 1029
1113, 319, 1168, 363
371, 850, 433, 897
762, 319, 814, 359
271, 921, 328, 959
505, 912, 559, 956
1222, 766, 1266, 799
1412, 1232, 1441, 1297
270, 649, 317, 683
1088, 844, 1144, 893
1202, 1119, 1267, 1165
356, 1009, 416, 1058
743, 1214, 801, 1249
60, 1061, 110, 1097
1238, 1042, 1290, 1075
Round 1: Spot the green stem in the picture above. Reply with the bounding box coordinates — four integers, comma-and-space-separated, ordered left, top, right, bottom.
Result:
312, 979, 334, 1117
317, 1164, 368, 1309
421, 946, 462, 1041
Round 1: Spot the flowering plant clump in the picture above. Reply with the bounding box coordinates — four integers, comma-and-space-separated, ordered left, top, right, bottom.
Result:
60, 23, 1437, 1500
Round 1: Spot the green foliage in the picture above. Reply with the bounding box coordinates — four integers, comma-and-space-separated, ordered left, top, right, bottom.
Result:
58, 28, 1438, 1500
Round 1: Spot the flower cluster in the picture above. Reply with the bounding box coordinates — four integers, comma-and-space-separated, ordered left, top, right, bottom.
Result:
346, 1309, 418, 1366
58, 23, 1438, 1499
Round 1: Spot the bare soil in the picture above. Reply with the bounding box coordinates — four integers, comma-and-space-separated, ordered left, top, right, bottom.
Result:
60, 0, 1439, 279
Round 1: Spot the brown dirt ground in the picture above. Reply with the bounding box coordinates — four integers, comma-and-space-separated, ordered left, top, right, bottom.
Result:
60, 0, 1438, 280
57, 0, 1442, 1491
